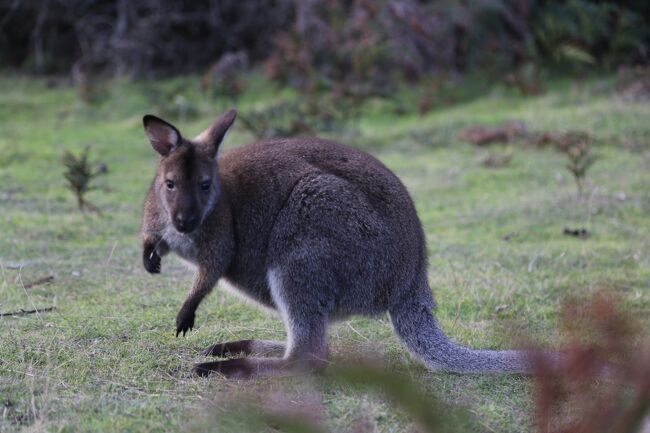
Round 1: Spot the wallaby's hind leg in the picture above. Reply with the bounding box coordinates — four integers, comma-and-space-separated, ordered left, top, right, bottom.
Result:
389, 283, 531, 374
194, 266, 329, 378
193, 328, 326, 378
194, 357, 290, 378
201, 339, 285, 357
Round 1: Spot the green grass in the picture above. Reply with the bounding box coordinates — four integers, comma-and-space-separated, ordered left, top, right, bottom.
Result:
1, 73, 649, 433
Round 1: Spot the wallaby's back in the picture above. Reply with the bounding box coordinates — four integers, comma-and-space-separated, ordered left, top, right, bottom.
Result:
217, 138, 430, 317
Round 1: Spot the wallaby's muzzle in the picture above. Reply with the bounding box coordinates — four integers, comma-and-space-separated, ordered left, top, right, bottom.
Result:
173, 211, 199, 233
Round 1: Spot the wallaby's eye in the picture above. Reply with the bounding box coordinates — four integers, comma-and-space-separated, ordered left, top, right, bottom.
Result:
200, 180, 211, 191
165, 180, 175, 190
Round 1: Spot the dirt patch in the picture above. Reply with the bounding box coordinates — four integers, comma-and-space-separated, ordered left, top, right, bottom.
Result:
458, 121, 526, 146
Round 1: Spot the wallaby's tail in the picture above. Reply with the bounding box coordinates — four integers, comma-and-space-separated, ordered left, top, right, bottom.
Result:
389, 298, 533, 373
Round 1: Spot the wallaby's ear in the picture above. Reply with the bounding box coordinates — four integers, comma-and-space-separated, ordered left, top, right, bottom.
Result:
143, 115, 182, 156
193, 109, 237, 157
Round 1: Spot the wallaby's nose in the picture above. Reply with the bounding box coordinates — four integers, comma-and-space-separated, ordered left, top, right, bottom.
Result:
175, 213, 198, 233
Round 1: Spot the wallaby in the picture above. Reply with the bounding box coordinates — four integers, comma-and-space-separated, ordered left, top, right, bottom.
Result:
141, 109, 534, 378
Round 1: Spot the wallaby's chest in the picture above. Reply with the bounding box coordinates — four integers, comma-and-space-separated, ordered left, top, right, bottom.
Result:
163, 227, 199, 264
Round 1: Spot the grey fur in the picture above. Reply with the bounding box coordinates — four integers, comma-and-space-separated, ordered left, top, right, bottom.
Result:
141, 110, 532, 377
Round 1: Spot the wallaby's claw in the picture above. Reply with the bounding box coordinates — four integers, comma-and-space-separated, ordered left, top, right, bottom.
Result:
175, 306, 195, 337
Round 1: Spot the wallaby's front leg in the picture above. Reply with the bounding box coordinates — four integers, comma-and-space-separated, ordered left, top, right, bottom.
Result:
176, 269, 219, 337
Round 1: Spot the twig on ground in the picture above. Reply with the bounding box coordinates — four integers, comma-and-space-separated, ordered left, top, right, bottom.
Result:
0, 306, 55, 317
23, 275, 54, 289
3, 261, 32, 270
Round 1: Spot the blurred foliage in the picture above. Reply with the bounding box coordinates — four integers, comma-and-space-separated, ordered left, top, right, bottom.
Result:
193, 294, 649, 433
266, 0, 649, 99
532, 292, 650, 433
1, 0, 647, 83
1, 0, 648, 130
238, 100, 316, 139
0, 0, 293, 76
203, 363, 477, 433
140, 81, 200, 122
238, 94, 361, 140
531, 0, 648, 72
201, 51, 249, 103
323, 364, 473, 433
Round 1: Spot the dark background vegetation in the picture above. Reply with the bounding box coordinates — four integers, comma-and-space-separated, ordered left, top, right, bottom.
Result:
2, 0, 648, 83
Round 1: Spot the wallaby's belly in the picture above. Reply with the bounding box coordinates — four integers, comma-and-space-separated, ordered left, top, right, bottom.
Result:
223, 257, 275, 308
219, 275, 276, 311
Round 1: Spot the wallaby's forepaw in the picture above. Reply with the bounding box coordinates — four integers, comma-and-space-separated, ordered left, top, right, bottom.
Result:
176, 306, 195, 337
193, 359, 253, 379
143, 246, 161, 274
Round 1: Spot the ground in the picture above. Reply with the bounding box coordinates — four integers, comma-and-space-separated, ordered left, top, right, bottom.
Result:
0, 74, 649, 433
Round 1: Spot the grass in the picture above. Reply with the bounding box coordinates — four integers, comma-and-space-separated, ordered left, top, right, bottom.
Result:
0, 73, 649, 433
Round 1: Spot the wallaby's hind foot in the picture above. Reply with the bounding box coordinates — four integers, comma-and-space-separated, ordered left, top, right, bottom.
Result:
193, 358, 265, 379
201, 339, 285, 358
193, 356, 326, 379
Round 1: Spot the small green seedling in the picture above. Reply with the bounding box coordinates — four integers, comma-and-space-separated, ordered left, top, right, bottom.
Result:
560, 133, 597, 198
61, 146, 106, 212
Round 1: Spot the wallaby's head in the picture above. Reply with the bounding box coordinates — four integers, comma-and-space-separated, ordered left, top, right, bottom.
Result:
143, 110, 237, 234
